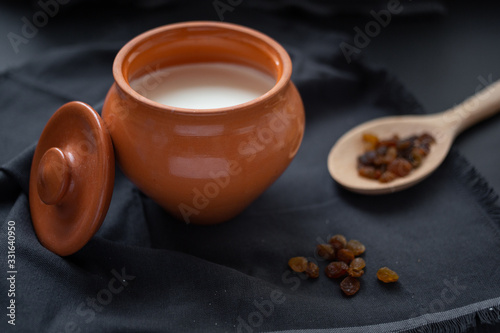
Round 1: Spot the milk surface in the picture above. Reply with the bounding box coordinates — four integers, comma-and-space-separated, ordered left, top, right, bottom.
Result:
131, 63, 276, 109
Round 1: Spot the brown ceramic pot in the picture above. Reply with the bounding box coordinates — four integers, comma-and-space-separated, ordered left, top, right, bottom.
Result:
102, 21, 305, 224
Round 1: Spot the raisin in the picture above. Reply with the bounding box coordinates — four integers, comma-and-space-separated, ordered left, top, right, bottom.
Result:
357, 165, 381, 179
379, 171, 397, 183
383, 146, 398, 164
396, 138, 413, 151
358, 150, 377, 165
377, 267, 399, 283
325, 261, 349, 279
305, 262, 319, 278
419, 133, 435, 145
387, 158, 413, 177
346, 240, 366, 256
347, 257, 365, 278
362, 133, 379, 150
398, 148, 413, 161
329, 234, 347, 251
378, 135, 399, 147
347, 267, 365, 278
376, 145, 388, 156
288, 257, 308, 273
373, 155, 386, 166
358, 155, 370, 166
417, 145, 429, 156
340, 276, 360, 296
316, 244, 335, 260
337, 248, 355, 264
349, 257, 366, 270
409, 148, 424, 167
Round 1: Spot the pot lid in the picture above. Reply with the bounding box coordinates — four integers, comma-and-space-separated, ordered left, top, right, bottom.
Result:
29, 101, 114, 256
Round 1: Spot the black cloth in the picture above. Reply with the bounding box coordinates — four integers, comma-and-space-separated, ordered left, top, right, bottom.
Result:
1, 2, 500, 333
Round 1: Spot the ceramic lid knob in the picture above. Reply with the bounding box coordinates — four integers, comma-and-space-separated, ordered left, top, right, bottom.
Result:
37, 147, 70, 205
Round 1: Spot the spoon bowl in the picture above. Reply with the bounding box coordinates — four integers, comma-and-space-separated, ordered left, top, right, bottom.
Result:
328, 80, 500, 194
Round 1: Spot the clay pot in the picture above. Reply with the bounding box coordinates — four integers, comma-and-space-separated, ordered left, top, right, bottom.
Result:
102, 21, 305, 224
30, 21, 305, 255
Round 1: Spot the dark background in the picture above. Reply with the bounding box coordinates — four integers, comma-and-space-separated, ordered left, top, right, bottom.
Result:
1, 1, 499, 332
1, 1, 498, 201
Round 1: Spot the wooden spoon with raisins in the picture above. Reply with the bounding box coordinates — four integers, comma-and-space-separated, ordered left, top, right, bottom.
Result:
328, 80, 500, 194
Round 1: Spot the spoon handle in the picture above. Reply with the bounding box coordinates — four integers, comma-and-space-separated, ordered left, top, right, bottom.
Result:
441, 79, 500, 136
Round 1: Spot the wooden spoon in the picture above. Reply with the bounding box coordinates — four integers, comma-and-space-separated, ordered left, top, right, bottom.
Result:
328, 80, 500, 194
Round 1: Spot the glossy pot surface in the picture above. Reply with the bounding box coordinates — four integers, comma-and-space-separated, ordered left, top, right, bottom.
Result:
102, 21, 305, 224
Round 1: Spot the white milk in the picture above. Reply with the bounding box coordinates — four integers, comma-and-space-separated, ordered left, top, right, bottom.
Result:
130, 63, 276, 109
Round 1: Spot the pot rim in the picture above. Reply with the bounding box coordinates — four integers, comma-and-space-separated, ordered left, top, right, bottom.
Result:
112, 21, 293, 114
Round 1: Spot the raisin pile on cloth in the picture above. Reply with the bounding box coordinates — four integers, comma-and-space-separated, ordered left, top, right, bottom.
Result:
288, 234, 366, 295
288, 234, 399, 296
323, 235, 366, 296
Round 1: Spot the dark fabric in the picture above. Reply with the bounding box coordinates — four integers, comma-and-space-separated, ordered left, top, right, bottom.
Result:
1, 2, 500, 333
